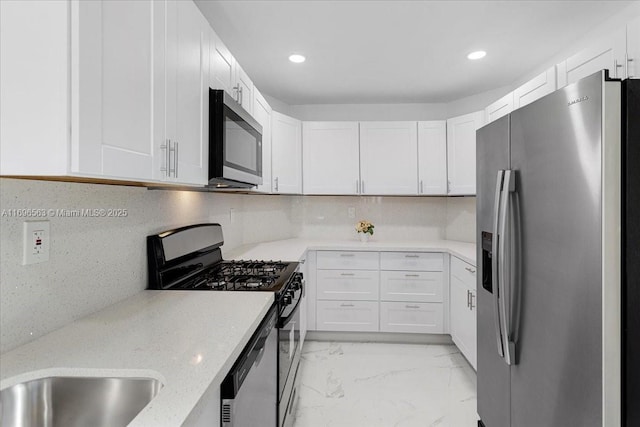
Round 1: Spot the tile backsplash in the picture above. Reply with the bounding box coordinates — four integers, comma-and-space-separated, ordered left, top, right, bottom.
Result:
0, 179, 296, 353
0, 178, 475, 353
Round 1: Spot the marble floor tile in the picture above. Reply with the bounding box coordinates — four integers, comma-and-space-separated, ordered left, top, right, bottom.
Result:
293, 341, 479, 427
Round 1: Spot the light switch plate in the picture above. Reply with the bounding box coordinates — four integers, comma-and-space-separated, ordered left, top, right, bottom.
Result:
23, 220, 50, 265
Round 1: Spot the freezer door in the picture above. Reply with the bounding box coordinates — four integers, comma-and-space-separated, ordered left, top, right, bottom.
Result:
509, 72, 605, 426
476, 115, 511, 427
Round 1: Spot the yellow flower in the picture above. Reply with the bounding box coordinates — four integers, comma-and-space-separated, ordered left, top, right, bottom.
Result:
355, 220, 375, 235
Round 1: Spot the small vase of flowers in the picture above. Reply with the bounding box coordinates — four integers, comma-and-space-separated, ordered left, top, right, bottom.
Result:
355, 220, 374, 243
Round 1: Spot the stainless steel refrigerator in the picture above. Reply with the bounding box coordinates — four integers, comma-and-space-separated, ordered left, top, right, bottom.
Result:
476, 71, 639, 427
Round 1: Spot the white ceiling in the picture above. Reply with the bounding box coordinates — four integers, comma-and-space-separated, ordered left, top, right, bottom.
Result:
195, 1, 632, 105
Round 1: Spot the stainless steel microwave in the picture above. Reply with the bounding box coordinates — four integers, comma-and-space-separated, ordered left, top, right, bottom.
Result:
208, 89, 263, 188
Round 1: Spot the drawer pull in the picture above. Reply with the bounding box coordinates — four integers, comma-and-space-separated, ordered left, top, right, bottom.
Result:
465, 266, 476, 274
404, 274, 420, 278
404, 255, 420, 258
405, 304, 420, 309
340, 303, 355, 307
340, 273, 355, 276
340, 254, 355, 257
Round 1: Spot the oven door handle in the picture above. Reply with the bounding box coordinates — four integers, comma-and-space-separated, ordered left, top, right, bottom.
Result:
279, 288, 303, 328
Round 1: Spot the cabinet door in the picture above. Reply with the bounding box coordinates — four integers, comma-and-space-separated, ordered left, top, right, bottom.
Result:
165, 0, 208, 185
317, 270, 380, 301
235, 63, 254, 115
450, 275, 474, 365
209, 30, 235, 96
513, 66, 556, 109
417, 121, 447, 195
557, 28, 626, 87
485, 92, 514, 124
302, 122, 360, 195
380, 302, 443, 334
359, 122, 418, 195
627, 15, 640, 79
316, 300, 379, 332
271, 111, 302, 194
73, 0, 156, 181
446, 111, 484, 195
1, 0, 69, 175
253, 89, 272, 193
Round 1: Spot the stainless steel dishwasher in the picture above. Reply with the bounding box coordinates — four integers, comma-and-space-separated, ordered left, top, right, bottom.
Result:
221, 303, 278, 427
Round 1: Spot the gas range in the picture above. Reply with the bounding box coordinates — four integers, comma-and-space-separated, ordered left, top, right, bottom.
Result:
147, 224, 300, 302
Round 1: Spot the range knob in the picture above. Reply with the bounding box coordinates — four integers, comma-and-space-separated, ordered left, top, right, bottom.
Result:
282, 293, 292, 305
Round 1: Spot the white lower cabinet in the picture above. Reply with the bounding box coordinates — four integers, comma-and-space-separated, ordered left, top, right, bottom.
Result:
380, 271, 443, 303
449, 256, 477, 369
316, 270, 379, 301
316, 300, 379, 332
380, 302, 443, 334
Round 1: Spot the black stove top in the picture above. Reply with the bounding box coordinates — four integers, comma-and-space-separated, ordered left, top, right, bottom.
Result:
147, 224, 300, 298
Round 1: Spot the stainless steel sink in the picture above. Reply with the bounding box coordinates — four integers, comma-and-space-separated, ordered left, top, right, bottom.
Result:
0, 376, 163, 427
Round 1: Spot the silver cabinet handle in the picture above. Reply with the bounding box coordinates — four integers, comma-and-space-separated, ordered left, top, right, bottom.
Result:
465, 266, 476, 274
174, 141, 179, 178
340, 303, 354, 307
168, 140, 176, 177
614, 59, 623, 78
340, 273, 355, 276
447, 180, 451, 194
239, 86, 243, 105
361, 180, 365, 194
339, 253, 355, 257
492, 170, 505, 359
469, 291, 476, 310
160, 139, 169, 176
467, 289, 471, 308
405, 274, 419, 278
627, 53, 634, 79
274, 177, 279, 192
420, 180, 424, 194
356, 180, 359, 194
233, 85, 240, 102
405, 304, 420, 309
405, 254, 420, 258
499, 169, 515, 365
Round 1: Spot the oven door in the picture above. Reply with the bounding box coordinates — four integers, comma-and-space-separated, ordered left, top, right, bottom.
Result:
278, 286, 303, 427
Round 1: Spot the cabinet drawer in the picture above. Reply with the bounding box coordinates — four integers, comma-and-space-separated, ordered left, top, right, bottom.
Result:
450, 256, 477, 287
317, 270, 379, 301
317, 251, 379, 270
316, 300, 379, 332
380, 271, 443, 302
380, 302, 443, 334
380, 252, 443, 271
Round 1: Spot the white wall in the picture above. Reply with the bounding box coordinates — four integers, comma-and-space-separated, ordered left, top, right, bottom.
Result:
445, 197, 476, 243
0, 178, 297, 353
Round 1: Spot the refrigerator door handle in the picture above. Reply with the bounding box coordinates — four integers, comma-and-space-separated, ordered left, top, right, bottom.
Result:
492, 170, 506, 359
499, 169, 516, 365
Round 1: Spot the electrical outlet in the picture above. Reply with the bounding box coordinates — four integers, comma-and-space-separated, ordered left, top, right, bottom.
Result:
229, 208, 235, 224
348, 207, 356, 219
23, 221, 50, 265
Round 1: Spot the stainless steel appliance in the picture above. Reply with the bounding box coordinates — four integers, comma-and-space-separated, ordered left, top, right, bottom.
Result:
146, 223, 304, 427
208, 89, 263, 188
476, 71, 639, 426
221, 304, 278, 427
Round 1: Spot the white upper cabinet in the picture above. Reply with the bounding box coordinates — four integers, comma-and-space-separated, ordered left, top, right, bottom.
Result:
271, 111, 302, 194
303, 122, 360, 195
417, 121, 447, 195
485, 92, 514, 125
627, 15, 640, 79
162, 0, 208, 185
235, 63, 254, 115
253, 88, 272, 193
209, 30, 235, 96
557, 29, 626, 87
359, 122, 418, 195
72, 0, 157, 181
446, 111, 484, 195
513, 66, 556, 109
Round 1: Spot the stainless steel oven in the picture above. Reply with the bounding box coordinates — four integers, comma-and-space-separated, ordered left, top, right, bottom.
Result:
278, 272, 304, 427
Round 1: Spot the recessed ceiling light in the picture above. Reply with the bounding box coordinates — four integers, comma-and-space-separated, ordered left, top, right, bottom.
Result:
467, 51, 487, 60
289, 54, 306, 63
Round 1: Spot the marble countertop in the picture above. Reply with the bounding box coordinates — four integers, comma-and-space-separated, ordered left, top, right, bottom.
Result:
0, 291, 274, 426
224, 238, 477, 266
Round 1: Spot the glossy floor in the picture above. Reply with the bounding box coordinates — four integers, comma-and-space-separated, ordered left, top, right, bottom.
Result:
293, 341, 478, 427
